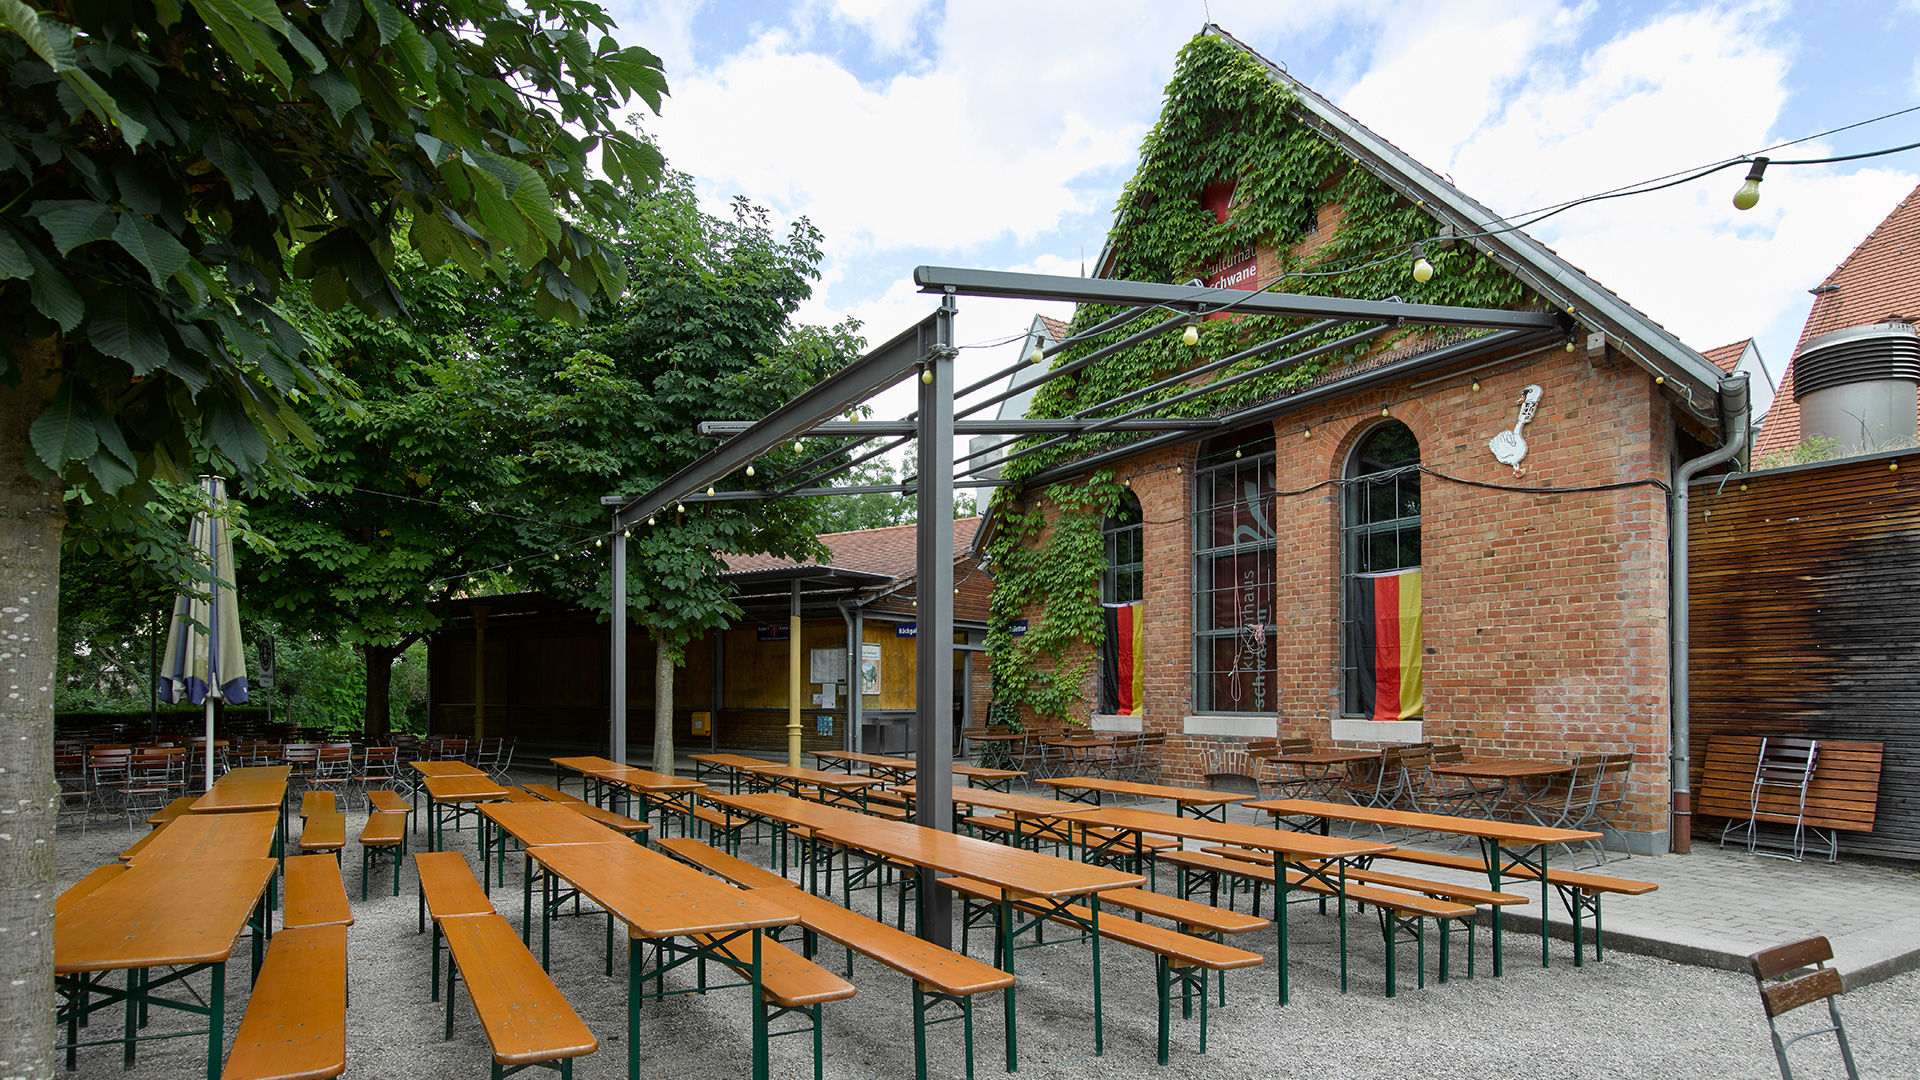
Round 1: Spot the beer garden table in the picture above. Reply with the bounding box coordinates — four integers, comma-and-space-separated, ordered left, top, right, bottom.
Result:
1048, 804, 1395, 1002
813, 816, 1143, 1071
1036, 775, 1251, 821
55, 856, 276, 1080
1244, 797, 1601, 974
1258, 748, 1380, 802
526, 839, 799, 1080
421, 774, 509, 851
1426, 756, 1578, 818
190, 765, 289, 861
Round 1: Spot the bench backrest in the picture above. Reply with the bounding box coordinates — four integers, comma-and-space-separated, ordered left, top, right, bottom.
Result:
1749, 935, 1846, 1020
1699, 736, 1882, 832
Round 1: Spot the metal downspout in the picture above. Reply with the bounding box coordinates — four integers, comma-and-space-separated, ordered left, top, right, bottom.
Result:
1670, 373, 1751, 853
838, 600, 859, 753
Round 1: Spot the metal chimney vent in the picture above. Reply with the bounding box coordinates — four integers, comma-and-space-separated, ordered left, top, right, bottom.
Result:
1791, 321, 1920, 455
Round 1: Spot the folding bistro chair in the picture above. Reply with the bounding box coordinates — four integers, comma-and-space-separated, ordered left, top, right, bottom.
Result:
1423, 743, 1504, 818
1748, 936, 1858, 1080
1722, 737, 1829, 862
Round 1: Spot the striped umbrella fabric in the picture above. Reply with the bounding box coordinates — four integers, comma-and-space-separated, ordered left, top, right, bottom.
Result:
1346, 568, 1423, 722
158, 475, 247, 789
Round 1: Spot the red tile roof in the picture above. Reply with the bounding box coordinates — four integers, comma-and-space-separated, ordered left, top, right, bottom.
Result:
1701, 340, 1751, 374
1755, 183, 1920, 456
722, 517, 983, 579
1038, 316, 1071, 342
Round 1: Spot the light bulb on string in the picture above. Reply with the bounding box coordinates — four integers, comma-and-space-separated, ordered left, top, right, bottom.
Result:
705, 486, 716, 497
1181, 319, 1199, 347
1410, 242, 1434, 284
1732, 157, 1768, 210
745, 464, 755, 477
1029, 348, 1045, 365
920, 367, 932, 384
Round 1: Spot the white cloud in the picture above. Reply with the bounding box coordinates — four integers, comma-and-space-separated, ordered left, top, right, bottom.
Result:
821, 0, 935, 55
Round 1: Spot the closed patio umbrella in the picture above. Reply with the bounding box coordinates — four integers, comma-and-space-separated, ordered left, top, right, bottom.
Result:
158, 475, 248, 790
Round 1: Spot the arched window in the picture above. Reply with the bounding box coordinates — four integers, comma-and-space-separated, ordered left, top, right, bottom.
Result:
1341, 421, 1423, 718
1193, 426, 1277, 713
1101, 490, 1143, 604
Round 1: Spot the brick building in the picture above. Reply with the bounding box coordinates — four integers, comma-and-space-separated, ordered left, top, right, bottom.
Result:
980, 28, 1743, 855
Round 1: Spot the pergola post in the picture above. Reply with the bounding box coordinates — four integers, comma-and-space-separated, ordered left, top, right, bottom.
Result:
914, 296, 957, 947
789, 580, 803, 767
610, 521, 627, 764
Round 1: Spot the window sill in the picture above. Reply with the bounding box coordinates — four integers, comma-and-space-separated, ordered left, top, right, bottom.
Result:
1183, 714, 1279, 738
1089, 714, 1143, 733
1329, 716, 1424, 743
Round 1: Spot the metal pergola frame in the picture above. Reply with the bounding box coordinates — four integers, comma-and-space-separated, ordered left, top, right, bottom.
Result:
605, 266, 1572, 946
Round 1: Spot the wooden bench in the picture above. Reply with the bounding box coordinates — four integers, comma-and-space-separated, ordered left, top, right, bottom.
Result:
415, 851, 496, 1002
1698, 736, 1882, 861
441, 913, 597, 1079
222, 924, 347, 1080
655, 836, 800, 891
299, 812, 346, 862
1372, 847, 1656, 964
361, 810, 409, 900
685, 928, 855, 1080
939, 875, 1263, 1063
283, 855, 353, 930
368, 789, 412, 818
1200, 845, 1524, 978
299, 791, 336, 819
1159, 849, 1476, 995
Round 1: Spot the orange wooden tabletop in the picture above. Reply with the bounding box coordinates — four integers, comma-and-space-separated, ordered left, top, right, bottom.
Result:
811, 750, 918, 770
410, 760, 485, 777
589, 765, 705, 793
742, 764, 881, 790
814, 818, 1144, 898
214, 765, 291, 784
1428, 758, 1578, 780
1051, 806, 1397, 860
551, 755, 620, 773
890, 783, 1076, 818
57, 857, 276, 972
1242, 798, 1600, 845
953, 765, 1027, 780
125, 810, 278, 863
1037, 776, 1250, 806
1266, 749, 1381, 766
688, 753, 772, 769
191, 779, 286, 814
423, 775, 509, 803
481, 801, 627, 848
528, 841, 798, 940
701, 791, 873, 833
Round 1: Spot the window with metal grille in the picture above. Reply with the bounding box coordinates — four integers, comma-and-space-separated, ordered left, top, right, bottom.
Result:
1192, 427, 1277, 713
1101, 490, 1143, 605
1340, 421, 1421, 714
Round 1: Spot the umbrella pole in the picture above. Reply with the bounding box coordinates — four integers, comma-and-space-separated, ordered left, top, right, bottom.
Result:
205, 698, 216, 791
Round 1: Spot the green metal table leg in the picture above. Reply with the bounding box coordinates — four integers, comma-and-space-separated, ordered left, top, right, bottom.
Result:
206, 962, 224, 1080
999, 893, 1018, 1072
1090, 894, 1103, 1055
751, 931, 769, 1080
1488, 840, 1505, 977
1275, 862, 1290, 1004
627, 939, 642, 1080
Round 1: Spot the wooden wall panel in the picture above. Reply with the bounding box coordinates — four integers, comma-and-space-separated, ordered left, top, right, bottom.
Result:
1688, 451, 1920, 859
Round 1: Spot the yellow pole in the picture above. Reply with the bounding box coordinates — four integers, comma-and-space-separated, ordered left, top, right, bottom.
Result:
788, 583, 803, 767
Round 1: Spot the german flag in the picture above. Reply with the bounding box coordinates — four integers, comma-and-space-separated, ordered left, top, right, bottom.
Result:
1347, 569, 1423, 721
1100, 602, 1145, 716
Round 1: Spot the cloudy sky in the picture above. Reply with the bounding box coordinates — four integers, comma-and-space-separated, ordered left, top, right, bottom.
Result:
601, 0, 1920, 435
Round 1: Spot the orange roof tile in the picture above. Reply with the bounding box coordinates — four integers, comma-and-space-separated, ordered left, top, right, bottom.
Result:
722, 517, 982, 579
1038, 316, 1071, 342
1756, 183, 1920, 456
1701, 340, 1751, 374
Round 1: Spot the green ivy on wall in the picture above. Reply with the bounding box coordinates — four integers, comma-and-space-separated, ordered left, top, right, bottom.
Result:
985, 32, 1537, 726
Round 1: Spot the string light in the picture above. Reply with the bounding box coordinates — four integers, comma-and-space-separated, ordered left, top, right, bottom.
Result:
1181, 318, 1199, 347
1470, 380, 1481, 392
1381, 406, 1391, 417
921, 367, 933, 384
745, 464, 755, 477
705, 486, 716, 497
1410, 242, 1433, 283
1732, 157, 1768, 210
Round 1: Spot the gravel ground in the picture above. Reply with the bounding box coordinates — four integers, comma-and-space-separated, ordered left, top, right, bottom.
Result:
54, 774, 1920, 1080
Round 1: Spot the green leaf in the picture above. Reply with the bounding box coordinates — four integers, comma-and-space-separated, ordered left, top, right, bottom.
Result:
112, 213, 191, 287
0, 225, 31, 279
280, 22, 326, 73
28, 384, 97, 470
320, 0, 359, 42
362, 0, 402, 45
60, 68, 150, 148
29, 199, 118, 254
0, 0, 75, 71
207, 401, 270, 466
93, 412, 135, 469
84, 448, 137, 494
308, 68, 361, 123
189, 0, 293, 86
503, 159, 560, 244
87, 291, 171, 374
21, 236, 83, 330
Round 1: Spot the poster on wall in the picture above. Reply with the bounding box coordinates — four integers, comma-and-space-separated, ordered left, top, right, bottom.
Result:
809, 648, 846, 684
859, 643, 882, 696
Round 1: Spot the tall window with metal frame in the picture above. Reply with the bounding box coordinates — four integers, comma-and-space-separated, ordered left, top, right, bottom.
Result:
1340, 421, 1423, 719
1099, 491, 1145, 716
1193, 427, 1278, 713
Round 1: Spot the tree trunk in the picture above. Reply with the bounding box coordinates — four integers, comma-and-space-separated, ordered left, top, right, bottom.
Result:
651, 639, 676, 774
362, 643, 400, 739
0, 333, 66, 1080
